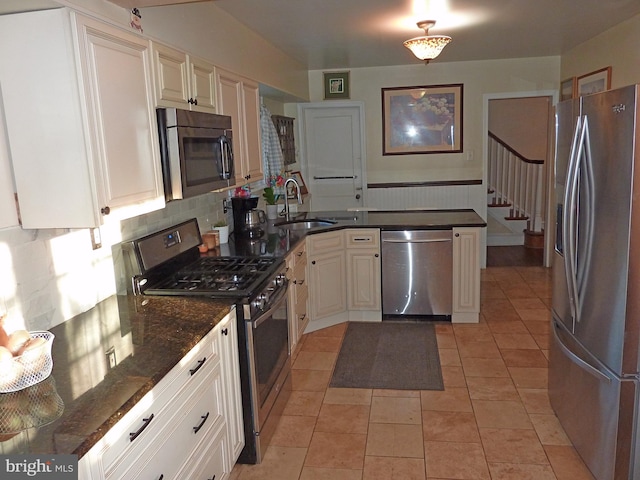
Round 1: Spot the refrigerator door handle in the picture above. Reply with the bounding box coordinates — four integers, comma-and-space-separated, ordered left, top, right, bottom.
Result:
563, 115, 583, 326
575, 115, 596, 311
553, 321, 612, 384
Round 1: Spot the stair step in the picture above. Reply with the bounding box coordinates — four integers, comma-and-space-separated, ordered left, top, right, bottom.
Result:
505, 215, 528, 221
488, 202, 511, 208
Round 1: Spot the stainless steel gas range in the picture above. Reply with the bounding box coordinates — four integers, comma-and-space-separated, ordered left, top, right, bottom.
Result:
120, 218, 291, 464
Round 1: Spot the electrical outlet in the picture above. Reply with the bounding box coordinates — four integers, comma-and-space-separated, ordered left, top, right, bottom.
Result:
106, 347, 116, 370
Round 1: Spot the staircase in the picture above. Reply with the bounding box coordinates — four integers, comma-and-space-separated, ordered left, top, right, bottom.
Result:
487, 132, 546, 247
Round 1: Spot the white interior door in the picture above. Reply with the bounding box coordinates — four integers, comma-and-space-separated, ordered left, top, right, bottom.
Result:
299, 103, 365, 211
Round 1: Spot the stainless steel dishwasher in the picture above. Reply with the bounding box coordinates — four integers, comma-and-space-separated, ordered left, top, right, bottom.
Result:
381, 230, 452, 319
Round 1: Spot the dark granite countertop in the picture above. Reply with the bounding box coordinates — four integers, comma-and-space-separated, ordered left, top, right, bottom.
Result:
0, 294, 234, 458
0, 208, 485, 458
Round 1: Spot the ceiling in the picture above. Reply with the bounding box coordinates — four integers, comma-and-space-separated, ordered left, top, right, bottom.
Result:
210, 0, 640, 69
3, 0, 640, 70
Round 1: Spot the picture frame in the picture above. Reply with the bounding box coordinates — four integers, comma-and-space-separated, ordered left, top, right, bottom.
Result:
288, 171, 308, 196
577, 67, 612, 97
382, 84, 463, 155
560, 77, 576, 101
323, 71, 350, 100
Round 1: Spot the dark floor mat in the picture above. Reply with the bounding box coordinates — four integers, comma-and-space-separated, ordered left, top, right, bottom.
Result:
329, 321, 443, 391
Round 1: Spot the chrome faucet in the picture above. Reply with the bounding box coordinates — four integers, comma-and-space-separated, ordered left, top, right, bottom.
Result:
283, 177, 302, 221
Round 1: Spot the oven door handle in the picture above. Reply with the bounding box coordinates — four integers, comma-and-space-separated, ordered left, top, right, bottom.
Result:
252, 283, 289, 329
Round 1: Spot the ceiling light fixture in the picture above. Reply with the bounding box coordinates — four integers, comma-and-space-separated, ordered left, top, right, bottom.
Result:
403, 20, 451, 64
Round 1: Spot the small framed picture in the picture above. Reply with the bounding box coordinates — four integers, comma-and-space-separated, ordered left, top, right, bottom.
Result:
288, 171, 308, 196
577, 67, 612, 96
324, 71, 350, 100
560, 77, 576, 101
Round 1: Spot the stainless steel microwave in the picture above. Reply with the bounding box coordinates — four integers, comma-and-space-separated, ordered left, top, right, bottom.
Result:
157, 108, 235, 200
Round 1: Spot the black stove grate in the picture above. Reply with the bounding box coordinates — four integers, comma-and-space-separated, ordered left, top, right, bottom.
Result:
142, 256, 281, 297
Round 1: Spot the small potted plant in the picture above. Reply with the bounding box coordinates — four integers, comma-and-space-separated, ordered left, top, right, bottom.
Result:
212, 219, 229, 244
262, 187, 281, 220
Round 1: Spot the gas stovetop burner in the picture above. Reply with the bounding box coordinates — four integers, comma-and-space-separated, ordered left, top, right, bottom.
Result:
142, 255, 282, 298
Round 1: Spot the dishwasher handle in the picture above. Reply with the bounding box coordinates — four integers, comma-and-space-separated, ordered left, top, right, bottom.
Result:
381, 238, 452, 244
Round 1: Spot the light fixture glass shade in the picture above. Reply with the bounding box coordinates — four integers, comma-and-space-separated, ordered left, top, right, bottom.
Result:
403, 20, 451, 64
403, 35, 451, 62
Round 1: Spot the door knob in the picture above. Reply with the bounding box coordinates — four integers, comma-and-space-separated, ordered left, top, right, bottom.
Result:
355, 194, 361, 200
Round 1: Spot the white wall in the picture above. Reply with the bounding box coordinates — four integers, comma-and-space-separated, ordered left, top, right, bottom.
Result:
308, 56, 560, 185
561, 13, 640, 89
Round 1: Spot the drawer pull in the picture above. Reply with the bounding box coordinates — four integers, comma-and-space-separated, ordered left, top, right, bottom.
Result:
158, 476, 163, 480
298, 314, 306, 322
129, 414, 154, 442
294, 279, 305, 285
193, 412, 210, 434
353, 237, 370, 242
189, 357, 207, 376
208, 475, 216, 480
221, 328, 228, 336
297, 251, 304, 257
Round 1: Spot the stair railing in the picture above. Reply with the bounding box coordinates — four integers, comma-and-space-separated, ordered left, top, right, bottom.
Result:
487, 132, 545, 233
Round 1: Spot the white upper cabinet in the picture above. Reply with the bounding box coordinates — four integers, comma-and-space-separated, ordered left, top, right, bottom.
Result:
216, 68, 263, 184
0, 9, 164, 229
151, 42, 216, 113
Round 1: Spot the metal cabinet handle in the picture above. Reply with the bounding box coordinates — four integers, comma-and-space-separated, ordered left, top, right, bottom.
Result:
193, 412, 210, 434
311, 260, 316, 265
207, 475, 216, 480
189, 357, 207, 376
298, 314, 306, 322
221, 328, 228, 336
129, 414, 154, 442
375, 253, 379, 257
101, 206, 111, 215
297, 251, 304, 257
455, 233, 460, 237
294, 279, 305, 285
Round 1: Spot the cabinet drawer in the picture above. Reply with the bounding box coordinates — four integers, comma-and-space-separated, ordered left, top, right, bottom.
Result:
307, 230, 344, 253
106, 360, 224, 480
292, 243, 307, 269
101, 332, 218, 472
178, 422, 229, 480
346, 229, 380, 248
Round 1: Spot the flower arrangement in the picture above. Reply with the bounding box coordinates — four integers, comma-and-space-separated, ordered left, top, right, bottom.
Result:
233, 186, 251, 198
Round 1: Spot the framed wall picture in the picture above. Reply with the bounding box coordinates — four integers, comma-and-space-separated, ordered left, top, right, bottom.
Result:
382, 84, 463, 155
560, 77, 576, 101
323, 71, 350, 100
577, 67, 612, 96
288, 171, 308, 196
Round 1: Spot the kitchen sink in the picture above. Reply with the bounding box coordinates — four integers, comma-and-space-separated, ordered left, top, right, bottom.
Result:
274, 218, 337, 230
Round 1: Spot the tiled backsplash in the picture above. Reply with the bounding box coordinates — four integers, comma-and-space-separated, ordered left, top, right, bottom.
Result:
0, 191, 230, 333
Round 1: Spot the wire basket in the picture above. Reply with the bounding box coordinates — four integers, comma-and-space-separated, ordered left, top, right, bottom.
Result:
0, 331, 54, 393
0, 375, 64, 434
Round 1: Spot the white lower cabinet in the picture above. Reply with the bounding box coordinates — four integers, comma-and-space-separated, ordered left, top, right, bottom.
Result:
83, 310, 242, 480
286, 241, 309, 355
452, 227, 481, 323
345, 229, 381, 313
307, 231, 346, 331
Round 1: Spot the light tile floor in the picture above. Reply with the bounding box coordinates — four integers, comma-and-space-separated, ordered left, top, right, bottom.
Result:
231, 266, 596, 480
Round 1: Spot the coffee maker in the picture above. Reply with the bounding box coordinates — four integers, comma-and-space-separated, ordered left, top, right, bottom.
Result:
231, 197, 265, 238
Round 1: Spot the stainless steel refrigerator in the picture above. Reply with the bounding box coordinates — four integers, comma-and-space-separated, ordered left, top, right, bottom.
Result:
550, 84, 640, 480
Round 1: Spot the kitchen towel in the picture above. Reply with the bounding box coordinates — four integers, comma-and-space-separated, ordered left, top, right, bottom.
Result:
260, 104, 285, 191
330, 321, 444, 391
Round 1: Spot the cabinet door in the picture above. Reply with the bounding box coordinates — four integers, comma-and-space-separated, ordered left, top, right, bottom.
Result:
151, 42, 189, 107
74, 13, 165, 222
308, 250, 346, 320
0, 109, 18, 229
217, 69, 262, 184
190, 57, 216, 113
452, 227, 480, 322
215, 312, 244, 464
241, 80, 263, 181
217, 72, 246, 184
346, 249, 381, 311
